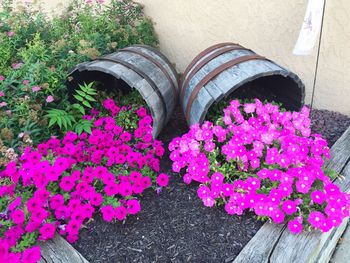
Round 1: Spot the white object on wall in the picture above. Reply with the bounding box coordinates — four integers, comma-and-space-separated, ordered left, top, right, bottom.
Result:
293, 0, 325, 56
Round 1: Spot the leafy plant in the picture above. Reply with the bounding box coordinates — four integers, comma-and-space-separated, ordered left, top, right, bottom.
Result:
0, 0, 158, 159
45, 83, 97, 134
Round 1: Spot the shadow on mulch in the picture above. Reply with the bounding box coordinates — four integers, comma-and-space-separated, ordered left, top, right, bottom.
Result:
73, 106, 350, 263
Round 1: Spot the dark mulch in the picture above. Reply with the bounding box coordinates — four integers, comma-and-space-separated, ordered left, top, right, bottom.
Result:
310, 108, 350, 146
73, 107, 350, 263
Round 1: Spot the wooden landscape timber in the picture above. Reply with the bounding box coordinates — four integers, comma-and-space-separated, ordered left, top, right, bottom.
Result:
40, 234, 89, 263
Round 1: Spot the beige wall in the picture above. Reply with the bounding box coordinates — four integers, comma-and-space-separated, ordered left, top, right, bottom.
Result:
17, 0, 350, 115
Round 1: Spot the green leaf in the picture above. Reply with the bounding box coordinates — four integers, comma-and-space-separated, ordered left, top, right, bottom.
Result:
85, 94, 96, 102
75, 90, 86, 97
48, 117, 57, 127
85, 89, 97, 95
72, 104, 85, 115
73, 94, 84, 102
84, 125, 92, 134
61, 116, 68, 130
82, 100, 92, 108
57, 118, 62, 129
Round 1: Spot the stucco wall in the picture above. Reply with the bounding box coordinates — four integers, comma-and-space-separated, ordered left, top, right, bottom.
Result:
16, 0, 350, 115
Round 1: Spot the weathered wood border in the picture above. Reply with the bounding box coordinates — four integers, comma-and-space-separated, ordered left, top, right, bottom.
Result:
234, 126, 350, 263
40, 234, 89, 263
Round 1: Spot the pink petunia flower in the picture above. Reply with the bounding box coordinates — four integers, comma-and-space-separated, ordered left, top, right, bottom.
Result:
156, 173, 169, 187
288, 218, 303, 234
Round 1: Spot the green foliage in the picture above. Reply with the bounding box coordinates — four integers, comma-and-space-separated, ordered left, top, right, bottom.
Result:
74, 119, 93, 135
0, 0, 158, 164
45, 83, 96, 134
46, 109, 75, 130
73, 82, 97, 109
12, 232, 39, 253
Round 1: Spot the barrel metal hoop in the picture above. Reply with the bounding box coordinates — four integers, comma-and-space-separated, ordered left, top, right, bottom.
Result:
96, 56, 167, 128
181, 42, 241, 89
120, 48, 178, 101
185, 54, 266, 120
180, 45, 248, 102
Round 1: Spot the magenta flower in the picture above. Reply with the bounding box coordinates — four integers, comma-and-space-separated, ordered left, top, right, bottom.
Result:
7, 31, 14, 37
202, 196, 215, 207
39, 223, 56, 240
0, 91, 4, 97
288, 219, 303, 234
115, 206, 127, 221
10, 210, 25, 225
311, 190, 326, 204
156, 173, 169, 187
0, 75, 5, 81
101, 205, 115, 222
308, 211, 326, 228
22, 246, 41, 263
126, 199, 141, 215
282, 200, 297, 215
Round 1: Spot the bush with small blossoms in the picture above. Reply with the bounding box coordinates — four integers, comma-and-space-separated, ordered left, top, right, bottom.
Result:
0, 97, 169, 262
169, 99, 350, 234
0, 0, 158, 154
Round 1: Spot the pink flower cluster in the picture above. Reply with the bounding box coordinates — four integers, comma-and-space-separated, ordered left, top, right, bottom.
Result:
169, 99, 350, 234
0, 99, 168, 262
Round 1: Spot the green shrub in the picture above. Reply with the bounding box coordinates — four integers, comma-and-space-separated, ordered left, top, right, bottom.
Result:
0, 0, 158, 165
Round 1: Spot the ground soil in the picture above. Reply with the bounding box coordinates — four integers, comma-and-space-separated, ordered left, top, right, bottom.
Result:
73, 107, 350, 263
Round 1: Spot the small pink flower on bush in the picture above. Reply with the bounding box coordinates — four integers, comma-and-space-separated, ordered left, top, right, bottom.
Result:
46, 95, 54, 103
0, 75, 5, 81
0, 91, 4, 97
7, 31, 15, 37
12, 63, 23, 69
0, 102, 7, 108
31, 86, 41, 92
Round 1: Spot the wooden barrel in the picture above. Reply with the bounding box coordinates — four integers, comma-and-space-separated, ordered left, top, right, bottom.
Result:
180, 42, 305, 126
67, 45, 178, 137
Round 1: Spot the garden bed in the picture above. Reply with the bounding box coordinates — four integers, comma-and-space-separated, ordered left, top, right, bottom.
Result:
72, 107, 350, 263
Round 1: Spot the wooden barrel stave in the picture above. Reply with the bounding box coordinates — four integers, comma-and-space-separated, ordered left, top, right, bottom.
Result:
128, 46, 178, 88
131, 45, 179, 84
181, 43, 305, 126
189, 88, 214, 125
111, 51, 175, 123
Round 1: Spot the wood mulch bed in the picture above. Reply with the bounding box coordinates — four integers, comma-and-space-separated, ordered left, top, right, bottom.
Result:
70, 107, 350, 263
